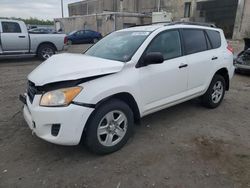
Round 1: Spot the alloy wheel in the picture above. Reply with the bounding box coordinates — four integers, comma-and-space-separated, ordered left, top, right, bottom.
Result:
212, 81, 224, 103
97, 110, 128, 147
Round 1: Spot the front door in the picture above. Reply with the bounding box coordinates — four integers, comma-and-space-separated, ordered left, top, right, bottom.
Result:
0, 21, 29, 52
138, 30, 188, 114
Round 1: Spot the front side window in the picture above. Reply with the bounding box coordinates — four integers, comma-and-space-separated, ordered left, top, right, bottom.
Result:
146, 30, 182, 60
85, 31, 150, 62
2, 22, 21, 33
182, 29, 207, 55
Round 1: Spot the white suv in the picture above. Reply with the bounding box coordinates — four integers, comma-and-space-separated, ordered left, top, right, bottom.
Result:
20, 22, 234, 154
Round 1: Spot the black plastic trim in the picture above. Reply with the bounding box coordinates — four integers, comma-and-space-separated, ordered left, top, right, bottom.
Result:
26, 74, 112, 104
19, 94, 27, 105
71, 101, 95, 108
34, 73, 112, 93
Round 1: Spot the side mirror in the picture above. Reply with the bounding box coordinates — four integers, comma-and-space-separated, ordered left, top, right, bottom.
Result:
144, 52, 164, 66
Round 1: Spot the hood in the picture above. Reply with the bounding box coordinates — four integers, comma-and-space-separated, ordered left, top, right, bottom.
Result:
28, 53, 125, 86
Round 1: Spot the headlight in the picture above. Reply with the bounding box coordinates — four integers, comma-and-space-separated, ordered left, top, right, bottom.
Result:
40, 86, 82, 107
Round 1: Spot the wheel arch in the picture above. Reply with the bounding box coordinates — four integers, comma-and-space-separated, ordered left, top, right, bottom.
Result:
214, 68, 230, 90
36, 42, 57, 54
80, 92, 141, 144
94, 92, 141, 124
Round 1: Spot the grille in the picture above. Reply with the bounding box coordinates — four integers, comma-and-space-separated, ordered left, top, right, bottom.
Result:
27, 81, 37, 103
51, 124, 61, 136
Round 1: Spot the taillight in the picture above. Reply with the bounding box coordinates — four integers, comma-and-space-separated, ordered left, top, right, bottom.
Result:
64, 36, 68, 45
227, 44, 234, 54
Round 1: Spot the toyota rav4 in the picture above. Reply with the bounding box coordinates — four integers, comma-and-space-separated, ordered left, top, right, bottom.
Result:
20, 22, 234, 154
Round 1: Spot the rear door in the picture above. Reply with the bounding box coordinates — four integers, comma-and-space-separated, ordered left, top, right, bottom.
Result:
182, 28, 215, 94
205, 29, 222, 65
83, 30, 91, 43
0, 21, 29, 52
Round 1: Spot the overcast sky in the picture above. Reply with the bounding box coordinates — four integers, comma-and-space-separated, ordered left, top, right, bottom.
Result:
0, 0, 81, 20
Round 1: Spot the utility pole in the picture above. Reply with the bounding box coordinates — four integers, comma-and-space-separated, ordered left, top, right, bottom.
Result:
157, 0, 161, 12
61, 0, 64, 18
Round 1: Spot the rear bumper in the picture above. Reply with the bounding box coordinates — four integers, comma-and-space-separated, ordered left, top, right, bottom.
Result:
229, 65, 235, 80
22, 94, 94, 145
62, 45, 69, 51
234, 63, 250, 71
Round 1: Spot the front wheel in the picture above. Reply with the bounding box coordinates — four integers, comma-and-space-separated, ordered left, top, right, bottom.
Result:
85, 99, 134, 154
201, 74, 226, 108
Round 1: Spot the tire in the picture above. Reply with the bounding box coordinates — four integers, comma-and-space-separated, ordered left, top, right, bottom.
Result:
93, 38, 99, 43
67, 40, 73, 45
201, 74, 226, 109
85, 99, 134, 155
37, 44, 56, 60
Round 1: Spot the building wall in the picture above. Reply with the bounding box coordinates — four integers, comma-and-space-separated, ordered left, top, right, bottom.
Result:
68, 0, 185, 19
193, 0, 238, 38
233, 0, 250, 39
66, 0, 250, 39
55, 14, 150, 35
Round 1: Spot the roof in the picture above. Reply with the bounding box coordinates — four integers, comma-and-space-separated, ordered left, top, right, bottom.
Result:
121, 25, 164, 32
0, 19, 25, 23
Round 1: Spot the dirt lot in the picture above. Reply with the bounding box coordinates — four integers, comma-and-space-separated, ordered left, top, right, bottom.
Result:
0, 45, 250, 188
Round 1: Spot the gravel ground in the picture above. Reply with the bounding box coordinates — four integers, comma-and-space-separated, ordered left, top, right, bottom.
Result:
0, 44, 250, 188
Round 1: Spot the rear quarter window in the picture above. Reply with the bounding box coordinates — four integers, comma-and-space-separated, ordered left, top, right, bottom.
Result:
206, 30, 221, 49
182, 29, 207, 55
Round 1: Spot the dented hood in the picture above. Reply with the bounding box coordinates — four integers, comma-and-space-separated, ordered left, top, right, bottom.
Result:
28, 53, 125, 86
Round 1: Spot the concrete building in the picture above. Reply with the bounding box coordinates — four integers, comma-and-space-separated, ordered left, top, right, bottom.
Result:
55, 0, 250, 39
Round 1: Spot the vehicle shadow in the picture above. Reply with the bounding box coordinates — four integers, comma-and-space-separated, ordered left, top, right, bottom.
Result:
235, 71, 250, 76
27, 99, 203, 158
0, 57, 42, 66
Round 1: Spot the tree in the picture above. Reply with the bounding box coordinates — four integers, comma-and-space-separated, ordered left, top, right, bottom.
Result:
0, 17, 54, 25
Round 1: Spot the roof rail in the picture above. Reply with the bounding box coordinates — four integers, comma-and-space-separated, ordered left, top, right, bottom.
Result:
166, 21, 216, 28
129, 21, 169, 28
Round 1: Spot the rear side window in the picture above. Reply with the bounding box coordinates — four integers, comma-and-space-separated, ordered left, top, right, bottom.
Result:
146, 30, 182, 60
85, 30, 93, 34
2, 22, 21, 33
182, 29, 207, 55
206, 30, 221, 49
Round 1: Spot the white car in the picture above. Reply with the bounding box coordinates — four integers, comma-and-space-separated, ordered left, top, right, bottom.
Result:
20, 22, 234, 154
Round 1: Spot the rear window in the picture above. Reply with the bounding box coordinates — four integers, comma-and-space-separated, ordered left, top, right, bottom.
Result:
2, 22, 21, 33
182, 29, 207, 55
206, 30, 221, 49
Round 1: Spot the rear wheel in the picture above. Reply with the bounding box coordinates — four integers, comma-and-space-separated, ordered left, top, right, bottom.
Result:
67, 40, 73, 45
93, 38, 99, 43
85, 99, 134, 154
37, 44, 55, 60
201, 74, 226, 108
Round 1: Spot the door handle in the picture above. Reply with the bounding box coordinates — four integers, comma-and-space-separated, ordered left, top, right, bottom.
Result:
212, 56, 218, 60
18, 36, 26, 38
179, 63, 188, 69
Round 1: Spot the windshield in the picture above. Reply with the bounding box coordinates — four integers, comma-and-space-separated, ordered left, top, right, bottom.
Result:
85, 31, 150, 62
